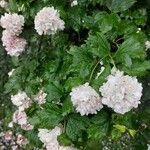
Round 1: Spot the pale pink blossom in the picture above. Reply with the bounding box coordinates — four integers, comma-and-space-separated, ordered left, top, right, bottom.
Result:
13, 110, 27, 125
4, 131, 13, 141
2, 30, 26, 57
13, 110, 33, 131
16, 134, 28, 146
70, 83, 103, 116
34, 89, 47, 105
99, 67, 143, 114
11, 91, 32, 111
34, 7, 65, 35
21, 123, 33, 131
0, 13, 24, 35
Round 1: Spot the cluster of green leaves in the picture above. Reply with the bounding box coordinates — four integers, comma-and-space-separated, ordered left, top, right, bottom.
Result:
1, 0, 150, 149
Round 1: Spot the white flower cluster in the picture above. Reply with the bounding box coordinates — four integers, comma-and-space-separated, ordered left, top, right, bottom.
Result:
2, 30, 26, 56
34, 7, 65, 35
70, 68, 143, 115
70, 83, 103, 116
11, 91, 32, 111
12, 110, 33, 131
0, 0, 8, 9
10, 91, 33, 130
145, 41, 150, 50
38, 127, 77, 150
34, 89, 47, 105
1, 13, 24, 35
0, 13, 26, 56
71, 0, 78, 7
99, 68, 143, 114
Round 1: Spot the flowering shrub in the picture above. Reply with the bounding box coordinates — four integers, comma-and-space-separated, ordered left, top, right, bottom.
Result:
0, 0, 150, 149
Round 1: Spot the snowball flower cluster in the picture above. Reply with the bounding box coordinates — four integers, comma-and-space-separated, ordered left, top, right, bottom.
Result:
10, 91, 33, 130
0, 13, 26, 56
70, 83, 103, 116
1, 13, 24, 35
2, 30, 26, 56
11, 91, 32, 111
38, 127, 77, 150
34, 89, 47, 105
34, 7, 65, 35
99, 68, 143, 114
13, 110, 33, 131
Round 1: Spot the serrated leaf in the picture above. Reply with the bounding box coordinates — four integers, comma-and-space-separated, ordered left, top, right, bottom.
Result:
58, 133, 72, 146
87, 33, 110, 58
88, 122, 109, 139
109, 0, 136, 13
44, 81, 62, 102
62, 98, 74, 116
66, 114, 90, 141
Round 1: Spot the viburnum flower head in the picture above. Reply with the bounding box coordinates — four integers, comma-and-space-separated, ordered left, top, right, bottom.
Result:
70, 83, 103, 116
34, 89, 47, 105
11, 91, 32, 111
34, 7, 65, 35
2, 30, 26, 56
38, 126, 62, 150
99, 67, 143, 114
38, 127, 77, 150
13, 110, 28, 126
0, 13, 24, 35
13, 110, 33, 131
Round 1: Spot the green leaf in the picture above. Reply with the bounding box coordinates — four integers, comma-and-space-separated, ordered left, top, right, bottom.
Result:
66, 114, 90, 141
92, 64, 111, 90
88, 122, 109, 139
69, 45, 94, 78
121, 60, 150, 76
113, 124, 126, 133
28, 104, 63, 128
45, 81, 62, 102
9, 0, 18, 12
62, 98, 74, 116
111, 128, 122, 140
87, 33, 110, 58
25, 130, 43, 148
91, 110, 109, 125
64, 77, 82, 92
128, 129, 136, 137
88, 110, 110, 139
108, 0, 136, 13
58, 133, 72, 146
114, 36, 145, 66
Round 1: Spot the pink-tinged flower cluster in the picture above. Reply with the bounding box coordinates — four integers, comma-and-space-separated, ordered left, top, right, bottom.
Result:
1, 13, 24, 35
34, 89, 47, 105
38, 127, 77, 150
34, 7, 65, 35
70, 83, 103, 116
0, 13, 26, 57
10, 91, 33, 131
2, 30, 26, 56
12, 110, 33, 131
0, 131, 28, 149
11, 91, 32, 111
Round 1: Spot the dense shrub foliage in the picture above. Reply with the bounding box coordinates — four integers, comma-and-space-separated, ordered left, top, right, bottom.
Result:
0, 0, 150, 149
